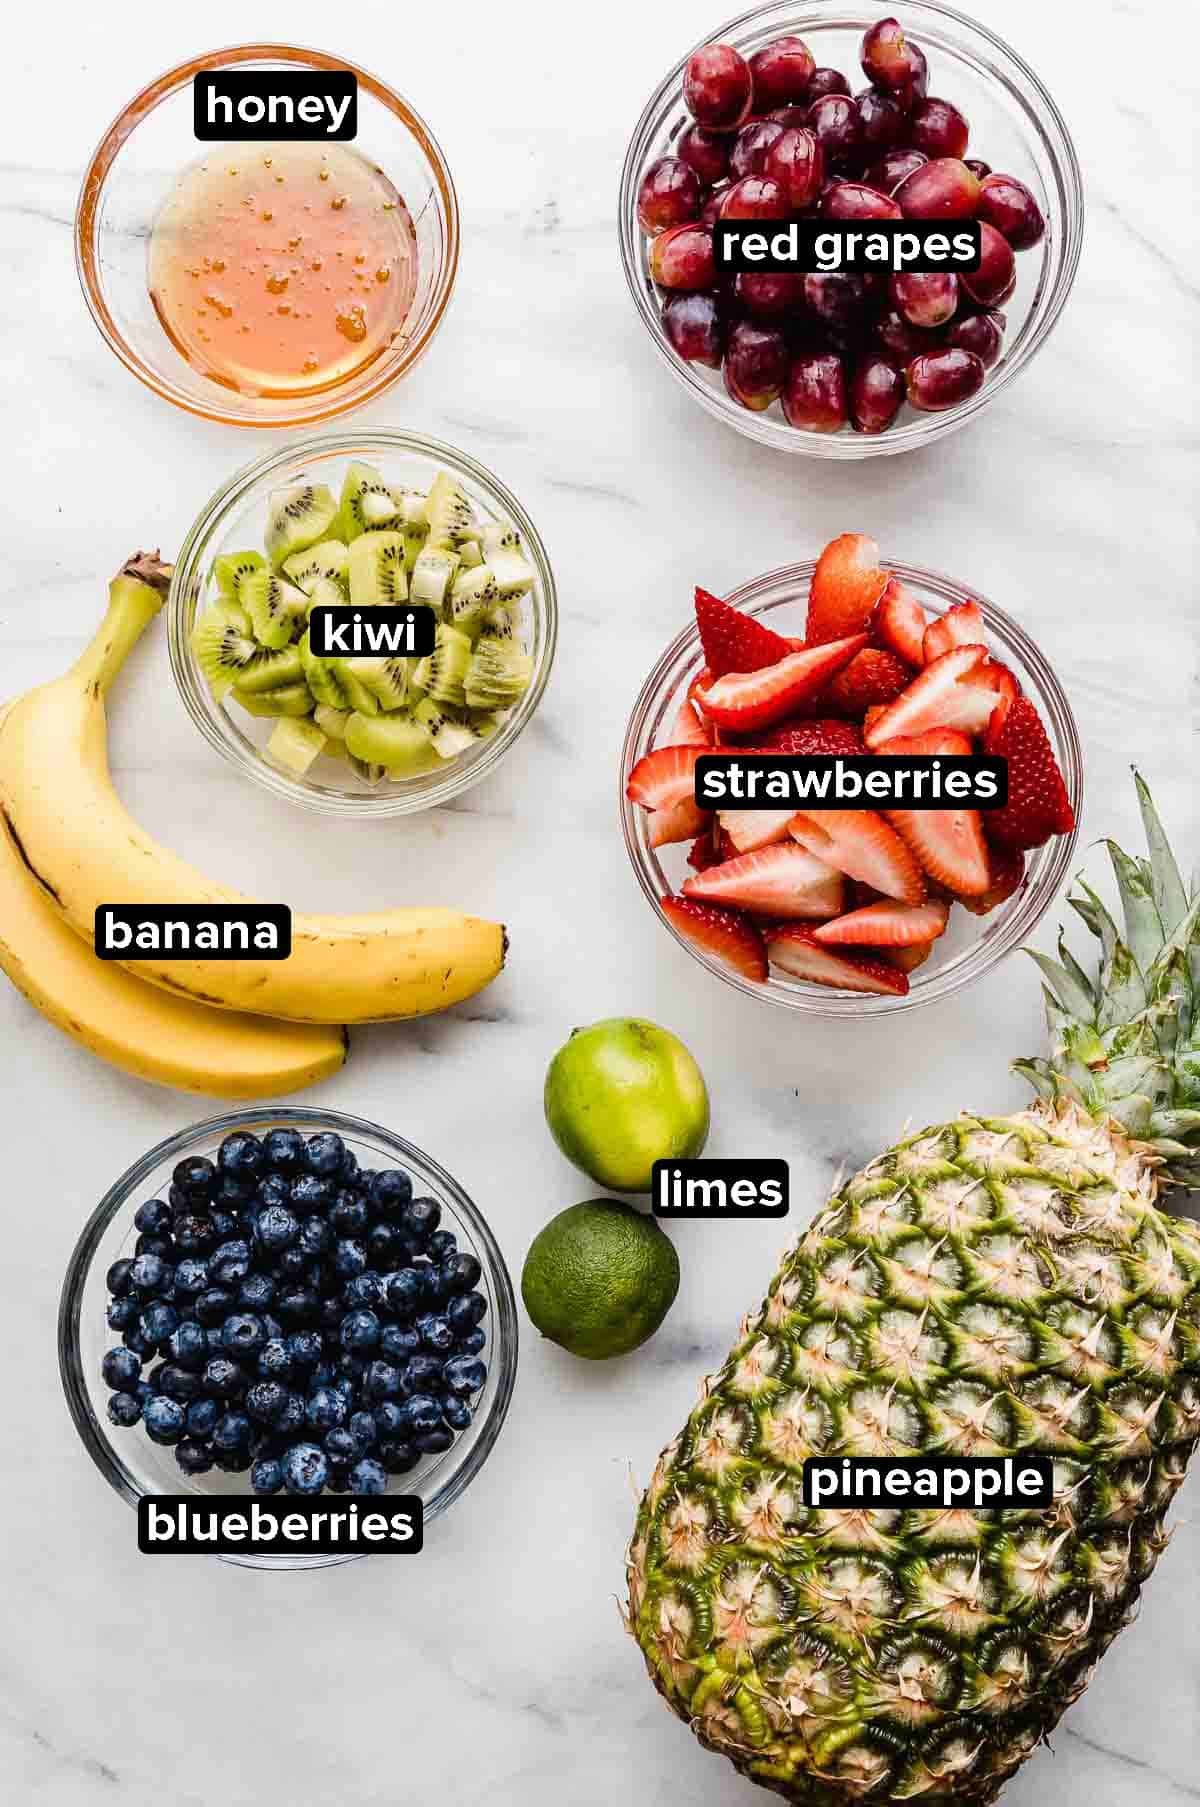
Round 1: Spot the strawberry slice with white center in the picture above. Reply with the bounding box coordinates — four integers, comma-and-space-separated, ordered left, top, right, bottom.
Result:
626, 745, 701, 811
873, 577, 928, 667
696, 634, 867, 732
922, 600, 985, 663
788, 810, 926, 904
863, 644, 1013, 747
660, 894, 768, 981
814, 897, 949, 946
648, 797, 708, 849
806, 534, 889, 645
873, 727, 991, 898
668, 698, 711, 748
682, 843, 843, 919
695, 586, 794, 678
719, 808, 796, 854
764, 924, 909, 995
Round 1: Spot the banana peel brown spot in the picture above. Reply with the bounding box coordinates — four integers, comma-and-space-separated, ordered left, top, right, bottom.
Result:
1, 807, 63, 906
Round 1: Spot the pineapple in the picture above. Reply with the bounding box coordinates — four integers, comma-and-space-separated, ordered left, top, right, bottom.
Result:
625, 776, 1200, 1804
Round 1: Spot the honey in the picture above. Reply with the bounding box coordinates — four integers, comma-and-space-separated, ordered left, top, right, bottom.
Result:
148, 143, 417, 397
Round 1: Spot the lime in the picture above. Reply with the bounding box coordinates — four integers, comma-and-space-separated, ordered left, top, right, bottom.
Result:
521, 1199, 680, 1360
544, 1017, 709, 1194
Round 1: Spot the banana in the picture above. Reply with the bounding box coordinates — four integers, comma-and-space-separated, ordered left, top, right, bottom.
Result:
0, 556, 507, 1025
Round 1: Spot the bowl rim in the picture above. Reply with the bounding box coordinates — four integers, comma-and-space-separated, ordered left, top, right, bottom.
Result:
58, 1105, 519, 1570
617, 0, 1086, 458
167, 427, 558, 817
620, 556, 1082, 1015
74, 41, 460, 428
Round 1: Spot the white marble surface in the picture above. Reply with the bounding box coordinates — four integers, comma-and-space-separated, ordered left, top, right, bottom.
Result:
2, 1, 1198, 1802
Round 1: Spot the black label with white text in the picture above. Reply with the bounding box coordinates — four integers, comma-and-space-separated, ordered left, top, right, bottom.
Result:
803, 1456, 1053, 1510
653, 1159, 788, 1219
714, 219, 982, 275
138, 1495, 422, 1555
95, 906, 292, 960
194, 71, 357, 141
695, 754, 1007, 811
308, 604, 436, 660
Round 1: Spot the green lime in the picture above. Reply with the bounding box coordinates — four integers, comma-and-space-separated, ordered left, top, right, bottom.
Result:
544, 1017, 709, 1194
521, 1199, 680, 1360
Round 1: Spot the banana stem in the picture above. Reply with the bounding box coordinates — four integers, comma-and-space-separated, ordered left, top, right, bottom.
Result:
71, 552, 175, 693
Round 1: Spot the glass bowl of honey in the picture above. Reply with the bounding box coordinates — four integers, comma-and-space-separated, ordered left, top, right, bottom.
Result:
75, 45, 459, 428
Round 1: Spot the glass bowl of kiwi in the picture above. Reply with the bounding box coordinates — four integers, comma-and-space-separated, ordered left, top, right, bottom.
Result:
169, 431, 557, 816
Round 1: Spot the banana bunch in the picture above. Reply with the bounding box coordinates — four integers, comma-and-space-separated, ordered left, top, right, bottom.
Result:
0, 555, 507, 1098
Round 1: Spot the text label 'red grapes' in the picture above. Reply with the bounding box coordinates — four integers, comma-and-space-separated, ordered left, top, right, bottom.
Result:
714, 220, 982, 275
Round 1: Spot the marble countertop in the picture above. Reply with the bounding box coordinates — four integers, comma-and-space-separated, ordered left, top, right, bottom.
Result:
2, 1, 1197, 1801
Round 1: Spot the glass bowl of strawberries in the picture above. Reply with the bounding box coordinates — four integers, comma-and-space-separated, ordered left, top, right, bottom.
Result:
621, 535, 1081, 1014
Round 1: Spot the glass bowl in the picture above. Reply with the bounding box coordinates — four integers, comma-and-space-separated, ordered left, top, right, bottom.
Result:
620, 559, 1082, 1014
618, 1, 1083, 458
59, 1107, 519, 1570
169, 429, 557, 816
76, 44, 458, 428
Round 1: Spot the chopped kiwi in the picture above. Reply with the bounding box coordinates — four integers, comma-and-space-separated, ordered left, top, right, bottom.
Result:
267, 719, 327, 775
192, 600, 262, 701
231, 645, 305, 695
336, 461, 404, 540
446, 565, 499, 638
350, 756, 388, 786
413, 623, 473, 708
303, 575, 346, 614
345, 709, 437, 774
410, 547, 460, 610
264, 484, 338, 566
426, 471, 476, 550
239, 571, 311, 650
233, 682, 314, 718
340, 656, 411, 711
348, 531, 408, 606
399, 490, 430, 571
469, 711, 503, 740
458, 539, 483, 571
314, 704, 351, 741
300, 631, 353, 711
212, 550, 266, 600
465, 636, 534, 710
413, 697, 477, 760
283, 539, 350, 594
480, 522, 535, 599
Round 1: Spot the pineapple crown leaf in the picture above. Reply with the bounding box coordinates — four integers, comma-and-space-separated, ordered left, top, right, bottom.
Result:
1017, 773, 1200, 1189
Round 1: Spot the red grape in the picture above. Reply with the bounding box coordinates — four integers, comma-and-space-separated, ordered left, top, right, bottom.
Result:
964, 158, 991, 181
850, 356, 905, 432
820, 180, 901, 221
699, 186, 727, 227
860, 18, 923, 92
807, 93, 863, 170
730, 119, 786, 180
684, 44, 753, 131
637, 156, 703, 234
947, 308, 1005, 368
874, 307, 940, 364
734, 271, 807, 318
649, 223, 715, 289
906, 346, 985, 410
891, 270, 958, 327
749, 35, 816, 110
677, 124, 731, 186
724, 319, 790, 409
719, 175, 790, 220
806, 67, 852, 102
856, 87, 908, 152
866, 148, 927, 194
911, 97, 970, 159
783, 352, 848, 430
962, 220, 1016, 306
769, 105, 812, 128
662, 291, 725, 367
895, 158, 981, 220
803, 272, 870, 328
764, 127, 825, 210
978, 173, 1045, 249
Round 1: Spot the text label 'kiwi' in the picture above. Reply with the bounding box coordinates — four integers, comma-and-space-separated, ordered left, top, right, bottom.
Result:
308, 605, 437, 660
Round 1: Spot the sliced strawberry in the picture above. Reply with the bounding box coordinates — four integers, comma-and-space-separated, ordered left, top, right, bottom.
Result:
885, 808, 990, 897
660, 894, 768, 981
922, 600, 985, 663
765, 924, 909, 995
648, 797, 708, 849
696, 634, 868, 731
806, 534, 888, 645
983, 696, 1075, 851
683, 843, 843, 919
668, 698, 710, 748
814, 897, 949, 947
626, 745, 701, 811
687, 666, 715, 712
720, 808, 796, 854
863, 644, 1008, 747
748, 717, 864, 757
873, 577, 928, 666
876, 728, 974, 758
886, 941, 936, 974
694, 586, 794, 679
863, 704, 889, 737
959, 844, 1026, 915
825, 646, 911, 716
686, 832, 722, 873
788, 810, 926, 904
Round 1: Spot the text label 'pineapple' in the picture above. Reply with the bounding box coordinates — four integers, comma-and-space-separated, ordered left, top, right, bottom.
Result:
308, 605, 436, 660
652, 1160, 788, 1219
804, 1454, 1054, 1510
95, 906, 291, 960
194, 72, 357, 141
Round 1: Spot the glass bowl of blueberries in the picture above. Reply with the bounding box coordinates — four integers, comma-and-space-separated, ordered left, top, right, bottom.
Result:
59, 1107, 518, 1569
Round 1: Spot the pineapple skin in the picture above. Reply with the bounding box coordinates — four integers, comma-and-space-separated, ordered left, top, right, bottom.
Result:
625, 1104, 1200, 1805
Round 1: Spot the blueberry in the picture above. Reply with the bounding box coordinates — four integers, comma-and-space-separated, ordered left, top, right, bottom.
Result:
210, 1239, 252, 1286
442, 1396, 472, 1431
366, 1224, 403, 1267
396, 1394, 442, 1436
186, 1398, 219, 1437
238, 1273, 276, 1312
324, 1426, 358, 1463
215, 1173, 255, 1210
286, 1330, 323, 1369
257, 1338, 292, 1380
140, 1302, 180, 1346
203, 1356, 245, 1398
364, 1360, 401, 1402
370, 1169, 413, 1216
175, 1437, 215, 1475
456, 1326, 487, 1357
443, 1356, 487, 1398
158, 1363, 203, 1403
348, 1410, 377, 1453
263, 1128, 307, 1173
218, 1131, 265, 1180
379, 1439, 419, 1475
129, 1252, 171, 1296
212, 1409, 252, 1452
106, 1257, 135, 1298
283, 1443, 329, 1495
373, 1401, 406, 1437
319, 1296, 345, 1332
442, 1251, 482, 1294
174, 1216, 216, 1256
134, 1197, 172, 1235
134, 1377, 155, 1405
144, 1396, 185, 1444
257, 1173, 291, 1209
122, 1326, 155, 1358
380, 1325, 420, 1363
343, 1272, 385, 1311
330, 1191, 368, 1234
245, 1380, 289, 1426
339, 1147, 361, 1186
330, 1375, 356, 1408
306, 1386, 346, 1432
416, 1313, 454, 1355
251, 1456, 284, 1495
447, 1292, 488, 1335
205, 1327, 227, 1354
211, 1444, 253, 1474
400, 1355, 443, 1397
135, 1233, 175, 1261
312, 1362, 336, 1388
106, 1297, 138, 1332
275, 1247, 310, 1280
348, 1457, 387, 1495
276, 1391, 306, 1436
299, 1215, 331, 1257
385, 1270, 423, 1320
339, 1309, 380, 1352
107, 1392, 141, 1428
209, 1211, 240, 1240
305, 1131, 346, 1178
333, 1238, 367, 1281
276, 1285, 318, 1324
428, 1230, 458, 1263
174, 1156, 216, 1199
165, 1321, 207, 1371
415, 1424, 455, 1454
196, 1286, 236, 1327
403, 1196, 441, 1241
290, 1174, 333, 1212
255, 1205, 299, 1253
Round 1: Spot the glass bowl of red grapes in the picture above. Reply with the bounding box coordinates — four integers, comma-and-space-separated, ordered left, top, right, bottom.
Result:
619, 4, 1082, 456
